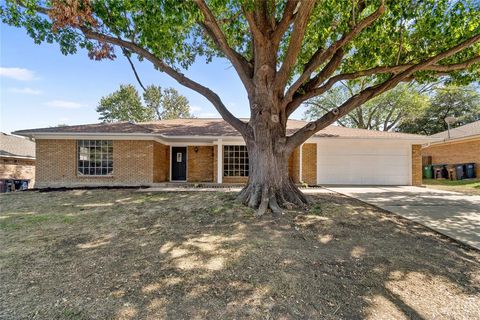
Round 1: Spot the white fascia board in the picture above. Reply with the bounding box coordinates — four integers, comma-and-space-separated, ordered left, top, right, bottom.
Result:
0, 155, 35, 160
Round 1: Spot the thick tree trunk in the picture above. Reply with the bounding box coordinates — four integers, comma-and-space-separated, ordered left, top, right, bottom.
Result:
237, 109, 309, 216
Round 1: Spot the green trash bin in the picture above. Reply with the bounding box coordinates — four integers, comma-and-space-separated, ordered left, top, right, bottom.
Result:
423, 165, 433, 179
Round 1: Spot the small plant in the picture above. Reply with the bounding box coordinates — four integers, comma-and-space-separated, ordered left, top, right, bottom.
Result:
300, 181, 309, 188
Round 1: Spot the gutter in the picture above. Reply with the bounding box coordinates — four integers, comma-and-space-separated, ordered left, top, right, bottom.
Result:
423, 134, 480, 147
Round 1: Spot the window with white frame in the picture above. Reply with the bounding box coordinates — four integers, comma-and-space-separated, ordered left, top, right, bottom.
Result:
77, 140, 113, 176
223, 145, 249, 177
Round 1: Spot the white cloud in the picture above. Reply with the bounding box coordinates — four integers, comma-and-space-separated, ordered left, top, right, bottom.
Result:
45, 100, 84, 109
0, 67, 36, 81
9, 87, 42, 95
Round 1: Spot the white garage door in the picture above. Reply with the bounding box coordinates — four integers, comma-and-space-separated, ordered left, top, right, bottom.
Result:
316, 140, 411, 185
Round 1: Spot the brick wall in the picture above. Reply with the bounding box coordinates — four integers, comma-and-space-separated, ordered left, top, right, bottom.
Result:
288, 147, 300, 183
213, 143, 316, 185
0, 157, 35, 187
422, 139, 480, 178
213, 145, 248, 184
302, 143, 317, 185
411, 144, 422, 186
187, 146, 214, 182
153, 142, 169, 182
35, 139, 157, 188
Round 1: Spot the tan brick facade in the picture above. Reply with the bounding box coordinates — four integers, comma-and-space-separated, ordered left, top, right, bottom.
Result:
153, 142, 169, 182
412, 144, 422, 186
33, 140, 318, 187
288, 147, 300, 183
187, 146, 214, 182
35, 139, 168, 188
301, 143, 317, 185
0, 157, 36, 187
422, 138, 480, 177
34, 139, 424, 187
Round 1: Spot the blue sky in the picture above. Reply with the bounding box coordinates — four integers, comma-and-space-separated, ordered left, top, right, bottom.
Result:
1, 23, 306, 134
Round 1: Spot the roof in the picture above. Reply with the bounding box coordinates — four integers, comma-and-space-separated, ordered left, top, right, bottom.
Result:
12, 118, 429, 140
430, 120, 480, 141
0, 133, 36, 159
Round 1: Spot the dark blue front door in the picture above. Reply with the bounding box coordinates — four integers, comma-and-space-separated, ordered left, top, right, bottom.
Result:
171, 147, 187, 181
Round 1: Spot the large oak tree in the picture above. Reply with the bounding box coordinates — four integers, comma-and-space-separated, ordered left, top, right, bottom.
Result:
2, 0, 479, 215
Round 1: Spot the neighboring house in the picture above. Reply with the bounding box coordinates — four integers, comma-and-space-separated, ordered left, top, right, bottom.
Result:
422, 120, 480, 177
0, 133, 36, 188
13, 119, 434, 188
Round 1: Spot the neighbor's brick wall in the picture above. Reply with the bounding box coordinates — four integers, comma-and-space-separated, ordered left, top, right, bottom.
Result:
0, 157, 35, 187
187, 146, 214, 182
153, 142, 169, 182
412, 144, 422, 186
302, 143, 317, 185
35, 139, 156, 188
422, 139, 480, 177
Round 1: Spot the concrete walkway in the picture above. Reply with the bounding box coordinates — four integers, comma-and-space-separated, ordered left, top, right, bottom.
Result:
326, 186, 480, 250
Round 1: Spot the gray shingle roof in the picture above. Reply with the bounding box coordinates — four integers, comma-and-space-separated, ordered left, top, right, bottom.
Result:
430, 120, 480, 140
13, 118, 428, 139
0, 133, 35, 158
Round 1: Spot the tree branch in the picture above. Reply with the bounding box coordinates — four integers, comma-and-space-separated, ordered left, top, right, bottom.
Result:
286, 54, 480, 115
81, 28, 250, 135
194, 0, 253, 92
283, 2, 385, 104
122, 49, 146, 92
271, 0, 300, 43
286, 33, 480, 150
275, 0, 316, 90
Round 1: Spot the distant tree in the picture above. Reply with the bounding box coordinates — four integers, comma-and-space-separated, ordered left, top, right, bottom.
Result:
97, 85, 193, 122
97, 84, 155, 123
398, 86, 480, 135
143, 86, 193, 120
304, 83, 428, 131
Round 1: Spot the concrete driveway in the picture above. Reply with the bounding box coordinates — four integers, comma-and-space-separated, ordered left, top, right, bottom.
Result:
325, 186, 480, 250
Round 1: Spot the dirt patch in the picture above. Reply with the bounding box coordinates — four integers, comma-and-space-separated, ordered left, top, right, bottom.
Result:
1, 190, 479, 319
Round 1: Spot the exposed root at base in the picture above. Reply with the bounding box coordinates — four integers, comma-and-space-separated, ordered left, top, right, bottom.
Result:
237, 181, 309, 217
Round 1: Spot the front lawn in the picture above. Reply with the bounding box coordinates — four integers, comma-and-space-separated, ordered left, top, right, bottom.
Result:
1, 189, 479, 319
423, 178, 480, 196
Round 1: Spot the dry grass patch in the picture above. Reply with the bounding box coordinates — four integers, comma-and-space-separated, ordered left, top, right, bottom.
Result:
1, 189, 479, 319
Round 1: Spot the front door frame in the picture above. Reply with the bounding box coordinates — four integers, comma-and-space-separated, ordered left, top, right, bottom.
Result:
170, 146, 188, 181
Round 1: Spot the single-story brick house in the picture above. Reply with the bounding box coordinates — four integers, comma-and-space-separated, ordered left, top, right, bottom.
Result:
13, 119, 434, 188
422, 120, 480, 177
0, 132, 36, 188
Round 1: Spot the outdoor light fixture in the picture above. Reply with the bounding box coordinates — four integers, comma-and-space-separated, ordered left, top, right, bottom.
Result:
445, 116, 456, 139
194, 146, 199, 152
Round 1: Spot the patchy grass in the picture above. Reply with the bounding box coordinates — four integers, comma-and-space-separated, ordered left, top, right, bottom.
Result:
1, 189, 479, 319
424, 178, 480, 195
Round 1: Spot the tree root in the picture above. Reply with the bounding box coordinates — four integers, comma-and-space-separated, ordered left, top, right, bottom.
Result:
237, 180, 309, 217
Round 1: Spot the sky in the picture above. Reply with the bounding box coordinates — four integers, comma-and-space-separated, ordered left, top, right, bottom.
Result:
1, 23, 306, 134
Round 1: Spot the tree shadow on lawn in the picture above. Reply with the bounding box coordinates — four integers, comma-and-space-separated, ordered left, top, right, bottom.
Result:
0, 190, 479, 319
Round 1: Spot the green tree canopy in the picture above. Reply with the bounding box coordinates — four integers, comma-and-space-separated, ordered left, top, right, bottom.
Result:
143, 86, 193, 120
97, 84, 193, 122
398, 86, 480, 135
304, 83, 429, 131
